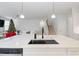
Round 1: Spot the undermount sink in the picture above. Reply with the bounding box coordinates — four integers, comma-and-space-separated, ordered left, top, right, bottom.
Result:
28, 40, 59, 44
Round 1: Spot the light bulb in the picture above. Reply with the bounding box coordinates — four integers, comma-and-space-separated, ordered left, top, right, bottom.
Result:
19, 14, 25, 18
51, 14, 56, 19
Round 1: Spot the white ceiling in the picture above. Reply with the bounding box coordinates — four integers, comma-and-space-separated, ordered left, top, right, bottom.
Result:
0, 2, 79, 19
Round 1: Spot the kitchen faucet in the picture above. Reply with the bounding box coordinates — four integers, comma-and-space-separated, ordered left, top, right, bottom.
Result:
42, 27, 44, 39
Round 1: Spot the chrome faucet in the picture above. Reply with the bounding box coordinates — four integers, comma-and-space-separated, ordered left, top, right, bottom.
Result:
42, 27, 44, 39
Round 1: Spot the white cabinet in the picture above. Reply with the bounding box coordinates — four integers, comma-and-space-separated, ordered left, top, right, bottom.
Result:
23, 48, 79, 56
23, 48, 67, 56
68, 48, 79, 55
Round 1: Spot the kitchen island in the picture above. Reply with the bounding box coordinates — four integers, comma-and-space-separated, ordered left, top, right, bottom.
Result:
0, 35, 79, 56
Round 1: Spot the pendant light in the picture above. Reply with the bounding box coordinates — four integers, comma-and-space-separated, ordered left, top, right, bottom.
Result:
51, 0, 56, 19
51, 14, 56, 18
20, 14, 24, 18
19, 1, 25, 18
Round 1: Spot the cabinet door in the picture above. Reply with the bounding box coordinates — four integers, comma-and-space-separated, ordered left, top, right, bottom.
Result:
68, 48, 79, 55
23, 48, 67, 56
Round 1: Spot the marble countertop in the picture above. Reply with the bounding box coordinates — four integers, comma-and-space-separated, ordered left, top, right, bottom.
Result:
0, 34, 79, 48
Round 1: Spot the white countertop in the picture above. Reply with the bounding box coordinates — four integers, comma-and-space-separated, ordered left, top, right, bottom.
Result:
0, 34, 79, 48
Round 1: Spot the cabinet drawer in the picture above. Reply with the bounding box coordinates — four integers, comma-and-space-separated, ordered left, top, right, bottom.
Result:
68, 48, 79, 55
0, 48, 23, 54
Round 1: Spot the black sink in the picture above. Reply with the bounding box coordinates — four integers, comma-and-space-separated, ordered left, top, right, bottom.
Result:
28, 40, 59, 44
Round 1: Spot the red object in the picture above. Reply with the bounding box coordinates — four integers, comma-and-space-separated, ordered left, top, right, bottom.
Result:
4, 32, 16, 38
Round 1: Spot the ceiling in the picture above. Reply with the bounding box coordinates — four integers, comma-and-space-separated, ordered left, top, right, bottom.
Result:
0, 2, 79, 19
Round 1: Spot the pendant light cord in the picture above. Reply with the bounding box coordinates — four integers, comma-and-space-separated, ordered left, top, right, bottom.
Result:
21, 0, 23, 14
53, 0, 55, 14
50, 0, 55, 14
15, 2, 19, 19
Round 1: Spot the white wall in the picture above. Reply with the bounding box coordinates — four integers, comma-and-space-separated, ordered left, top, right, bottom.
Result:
13, 18, 48, 34
72, 8, 79, 34
56, 14, 67, 36
67, 7, 79, 40
13, 15, 68, 36
67, 14, 73, 37
54, 7, 79, 40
